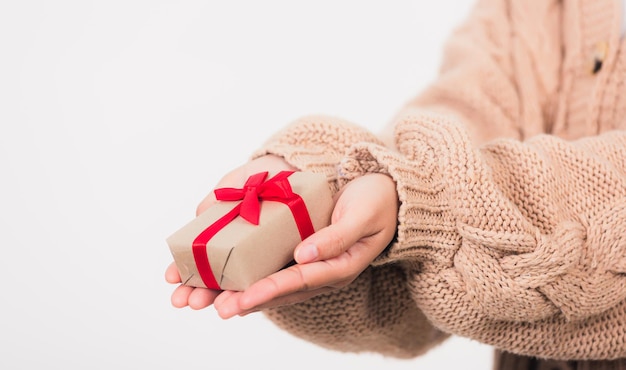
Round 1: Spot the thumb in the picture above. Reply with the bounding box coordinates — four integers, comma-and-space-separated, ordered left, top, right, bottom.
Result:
293, 173, 398, 264
294, 216, 367, 264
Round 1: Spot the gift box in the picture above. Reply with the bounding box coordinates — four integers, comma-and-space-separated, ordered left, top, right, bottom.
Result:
167, 170, 334, 291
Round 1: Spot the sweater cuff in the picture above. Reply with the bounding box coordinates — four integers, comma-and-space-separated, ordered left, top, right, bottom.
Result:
337, 112, 470, 270
251, 114, 384, 194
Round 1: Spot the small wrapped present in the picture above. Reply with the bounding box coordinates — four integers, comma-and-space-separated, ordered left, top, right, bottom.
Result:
166, 170, 334, 291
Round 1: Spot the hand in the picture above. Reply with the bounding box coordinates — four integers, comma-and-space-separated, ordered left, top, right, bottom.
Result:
165, 155, 399, 318
165, 154, 297, 309
212, 172, 399, 319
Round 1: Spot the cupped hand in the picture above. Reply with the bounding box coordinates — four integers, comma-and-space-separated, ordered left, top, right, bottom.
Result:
213, 172, 399, 318
166, 155, 399, 318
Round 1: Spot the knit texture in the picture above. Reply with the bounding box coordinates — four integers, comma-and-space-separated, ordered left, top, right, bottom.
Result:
493, 351, 626, 370
254, 0, 626, 361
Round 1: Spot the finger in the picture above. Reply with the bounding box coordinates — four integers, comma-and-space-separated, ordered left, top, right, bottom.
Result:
294, 219, 368, 264
188, 288, 220, 310
195, 170, 239, 216
224, 287, 334, 318
165, 262, 181, 284
213, 289, 237, 308
195, 170, 248, 216
214, 285, 328, 319
196, 191, 218, 216
295, 174, 398, 264
214, 291, 245, 319
171, 284, 194, 308
244, 286, 335, 312
238, 257, 358, 311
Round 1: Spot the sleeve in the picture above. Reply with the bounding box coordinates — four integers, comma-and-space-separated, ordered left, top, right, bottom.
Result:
342, 115, 626, 360
251, 116, 452, 358
252, 116, 451, 358
251, 114, 386, 194
254, 0, 626, 361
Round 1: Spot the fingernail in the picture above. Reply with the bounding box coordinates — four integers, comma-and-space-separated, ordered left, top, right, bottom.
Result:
295, 243, 318, 263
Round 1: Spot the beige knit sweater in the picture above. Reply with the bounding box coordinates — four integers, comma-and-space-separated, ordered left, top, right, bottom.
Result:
252, 0, 626, 361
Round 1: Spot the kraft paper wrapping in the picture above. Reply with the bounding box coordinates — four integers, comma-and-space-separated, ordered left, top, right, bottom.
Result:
167, 171, 333, 291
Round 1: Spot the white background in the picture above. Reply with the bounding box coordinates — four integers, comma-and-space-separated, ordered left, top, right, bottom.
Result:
0, 1, 494, 369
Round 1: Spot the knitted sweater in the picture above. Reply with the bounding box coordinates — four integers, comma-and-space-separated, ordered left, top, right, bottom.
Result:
252, 0, 626, 361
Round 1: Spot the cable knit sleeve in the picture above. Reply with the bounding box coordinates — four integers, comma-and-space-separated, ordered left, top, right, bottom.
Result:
334, 0, 626, 359
252, 115, 451, 359
252, 0, 626, 361
251, 114, 386, 194
342, 111, 626, 360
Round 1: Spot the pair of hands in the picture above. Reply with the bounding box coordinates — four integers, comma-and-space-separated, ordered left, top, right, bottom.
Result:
165, 155, 399, 319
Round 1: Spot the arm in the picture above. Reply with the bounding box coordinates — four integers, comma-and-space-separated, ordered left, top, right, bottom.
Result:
249, 0, 626, 360
328, 0, 626, 358
169, 0, 626, 360
344, 115, 626, 359
165, 112, 447, 357
247, 0, 568, 357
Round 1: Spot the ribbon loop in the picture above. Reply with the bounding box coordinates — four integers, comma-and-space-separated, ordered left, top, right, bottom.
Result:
214, 171, 300, 225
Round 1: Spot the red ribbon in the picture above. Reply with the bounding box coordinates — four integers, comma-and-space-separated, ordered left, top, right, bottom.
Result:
192, 171, 315, 290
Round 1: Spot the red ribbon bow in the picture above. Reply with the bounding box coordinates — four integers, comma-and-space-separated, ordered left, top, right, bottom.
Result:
213, 171, 296, 225
192, 171, 315, 290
